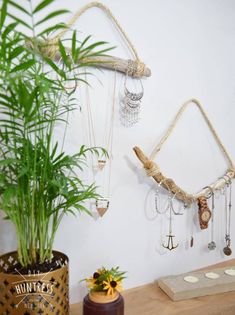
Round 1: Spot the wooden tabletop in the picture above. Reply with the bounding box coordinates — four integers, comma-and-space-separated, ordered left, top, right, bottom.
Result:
70, 259, 235, 315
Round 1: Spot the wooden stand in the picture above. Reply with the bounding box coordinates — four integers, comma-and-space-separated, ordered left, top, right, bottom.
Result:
83, 294, 124, 315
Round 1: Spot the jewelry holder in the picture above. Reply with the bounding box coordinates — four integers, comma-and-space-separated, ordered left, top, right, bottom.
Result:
133, 98, 235, 253
133, 99, 235, 205
27, 2, 151, 79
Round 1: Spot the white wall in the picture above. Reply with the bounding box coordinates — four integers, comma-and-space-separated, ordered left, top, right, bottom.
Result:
1, 0, 235, 304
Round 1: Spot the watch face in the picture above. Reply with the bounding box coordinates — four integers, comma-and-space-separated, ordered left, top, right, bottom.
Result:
201, 210, 211, 222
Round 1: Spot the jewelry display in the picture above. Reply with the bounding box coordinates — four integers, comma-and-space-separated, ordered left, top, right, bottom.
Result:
223, 179, 232, 256
133, 99, 235, 254
39, 2, 151, 78
133, 99, 235, 205
120, 63, 144, 127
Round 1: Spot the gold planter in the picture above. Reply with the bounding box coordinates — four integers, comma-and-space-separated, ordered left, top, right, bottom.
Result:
0, 250, 69, 315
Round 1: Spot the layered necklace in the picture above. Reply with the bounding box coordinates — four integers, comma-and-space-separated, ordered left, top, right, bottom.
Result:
84, 71, 117, 217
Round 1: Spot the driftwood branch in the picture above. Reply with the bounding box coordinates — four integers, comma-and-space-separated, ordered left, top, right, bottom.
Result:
133, 146, 235, 205
26, 40, 151, 78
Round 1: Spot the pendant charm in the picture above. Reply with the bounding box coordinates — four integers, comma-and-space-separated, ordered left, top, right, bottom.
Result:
120, 69, 144, 127
223, 246, 232, 256
223, 234, 232, 256
162, 234, 179, 251
208, 191, 216, 251
96, 198, 110, 217
190, 236, 194, 248
97, 160, 106, 171
208, 241, 216, 251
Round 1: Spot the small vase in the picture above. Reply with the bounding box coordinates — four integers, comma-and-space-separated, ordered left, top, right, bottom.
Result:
83, 291, 124, 315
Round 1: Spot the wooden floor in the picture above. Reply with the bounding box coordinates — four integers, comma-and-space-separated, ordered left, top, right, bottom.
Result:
70, 259, 235, 315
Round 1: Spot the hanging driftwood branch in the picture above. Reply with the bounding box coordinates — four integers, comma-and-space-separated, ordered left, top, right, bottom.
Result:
26, 39, 151, 78
50, 47, 151, 78
133, 146, 235, 205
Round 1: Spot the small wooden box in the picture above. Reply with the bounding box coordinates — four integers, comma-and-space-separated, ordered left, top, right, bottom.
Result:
158, 265, 235, 301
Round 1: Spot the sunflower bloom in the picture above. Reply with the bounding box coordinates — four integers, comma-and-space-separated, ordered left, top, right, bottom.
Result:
103, 277, 123, 296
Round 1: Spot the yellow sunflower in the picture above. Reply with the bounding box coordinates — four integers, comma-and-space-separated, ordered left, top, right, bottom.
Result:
103, 277, 123, 296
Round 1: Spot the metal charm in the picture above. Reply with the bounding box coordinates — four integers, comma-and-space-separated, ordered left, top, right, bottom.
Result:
97, 160, 106, 171
120, 66, 144, 127
223, 179, 232, 256
162, 234, 179, 251
223, 234, 232, 256
208, 191, 216, 251
162, 200, 179, 251
96, 198, 110, 217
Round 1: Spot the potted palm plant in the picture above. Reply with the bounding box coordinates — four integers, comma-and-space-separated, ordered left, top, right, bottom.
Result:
0, 0, 110, 314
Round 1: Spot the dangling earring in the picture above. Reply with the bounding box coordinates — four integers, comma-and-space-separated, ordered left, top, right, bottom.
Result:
154, 179, 169, 214
120, 60, 144, 127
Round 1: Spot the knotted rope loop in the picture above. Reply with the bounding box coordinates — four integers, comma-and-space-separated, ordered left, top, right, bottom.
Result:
143, 160, 160, 177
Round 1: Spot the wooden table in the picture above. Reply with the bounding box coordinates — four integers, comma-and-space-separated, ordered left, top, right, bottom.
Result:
70, 259, 235, 315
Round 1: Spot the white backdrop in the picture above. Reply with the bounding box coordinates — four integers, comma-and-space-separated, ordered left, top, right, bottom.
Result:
0, 0, 235, 304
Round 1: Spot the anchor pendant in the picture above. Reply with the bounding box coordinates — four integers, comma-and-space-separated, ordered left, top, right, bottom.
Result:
162, 234, 179, 251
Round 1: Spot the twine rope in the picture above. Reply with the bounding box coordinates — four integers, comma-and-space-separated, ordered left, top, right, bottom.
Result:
47, 1, 145, 77
150, 98, 234, 170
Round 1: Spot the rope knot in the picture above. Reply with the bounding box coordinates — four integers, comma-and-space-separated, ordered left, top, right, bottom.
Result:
127, 59, 146, 78
144, 160, 160, 177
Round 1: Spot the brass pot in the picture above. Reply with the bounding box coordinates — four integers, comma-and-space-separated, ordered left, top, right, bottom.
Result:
0, 250, 69, 315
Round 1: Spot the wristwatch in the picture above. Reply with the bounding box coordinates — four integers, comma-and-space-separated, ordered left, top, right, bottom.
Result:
198, 196, 211, 229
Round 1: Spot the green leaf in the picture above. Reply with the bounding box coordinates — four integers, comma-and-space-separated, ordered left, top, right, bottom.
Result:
8, 0, 30, 16
9, 46, 25, 60
0, 158, 20, 166
10, 59, 35, 72
37, 23, 66, 37
8, 13, 32, 30
0, 0, 8, 31
33, 0, 55, 14
2, 22, 18, 39
80, 41, 108, 54
43, 57, 66, 79
58, 40, 70, 68
72, 30, 76, 60
35, 10, 69, 27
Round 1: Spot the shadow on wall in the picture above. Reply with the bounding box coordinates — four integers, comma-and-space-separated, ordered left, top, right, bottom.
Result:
0, 212, 17, 255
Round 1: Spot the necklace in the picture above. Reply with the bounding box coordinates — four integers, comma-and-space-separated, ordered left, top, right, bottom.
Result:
223, 180, 232, 256
208, 192, 216, 250
162, 204, 179, 251
85, 71, 117, 217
